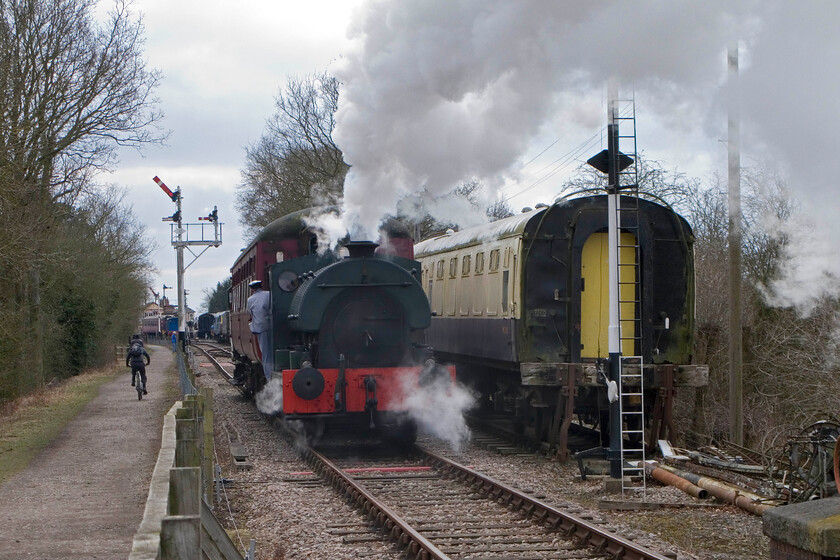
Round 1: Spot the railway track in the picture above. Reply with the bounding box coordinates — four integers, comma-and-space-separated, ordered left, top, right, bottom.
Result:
296, 441, 674, 560
192, 343, 674, 558
191, 338, 770, 558
192, 341, 234, 377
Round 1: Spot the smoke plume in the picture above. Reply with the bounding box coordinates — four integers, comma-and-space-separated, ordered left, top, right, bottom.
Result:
329, 0, 840, 311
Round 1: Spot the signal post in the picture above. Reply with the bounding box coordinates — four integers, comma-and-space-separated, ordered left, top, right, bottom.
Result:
155, 176, 223, 350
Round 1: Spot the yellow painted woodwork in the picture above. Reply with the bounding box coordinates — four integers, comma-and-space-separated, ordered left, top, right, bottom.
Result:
580, 232, 636, 358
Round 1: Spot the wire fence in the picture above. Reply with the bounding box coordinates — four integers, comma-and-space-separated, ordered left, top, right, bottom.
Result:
177, 345, 198, 396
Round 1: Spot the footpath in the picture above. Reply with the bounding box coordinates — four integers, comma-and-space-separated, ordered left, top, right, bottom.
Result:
0, 345, 178, 560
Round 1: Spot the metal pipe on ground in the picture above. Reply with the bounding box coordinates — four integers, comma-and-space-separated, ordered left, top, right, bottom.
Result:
658, 464, 774, 516
643, 463, 708, 500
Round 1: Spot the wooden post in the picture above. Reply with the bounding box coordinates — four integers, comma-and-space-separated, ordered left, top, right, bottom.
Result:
169, 467, 201, 516
160, 515, 200, 560
175, 418, 200, 468
201, 388, 215, 504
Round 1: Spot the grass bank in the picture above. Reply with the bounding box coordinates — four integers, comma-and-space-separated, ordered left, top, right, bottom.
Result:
0, 366, 120, 485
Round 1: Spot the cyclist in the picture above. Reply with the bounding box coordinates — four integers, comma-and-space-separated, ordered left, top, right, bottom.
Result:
126, 334, 151, 395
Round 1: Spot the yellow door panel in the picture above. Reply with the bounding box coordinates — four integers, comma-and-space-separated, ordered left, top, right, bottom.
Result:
580, 232, 636, 358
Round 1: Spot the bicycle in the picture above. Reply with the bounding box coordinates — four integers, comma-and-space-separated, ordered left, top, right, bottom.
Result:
135, 372, 145, 400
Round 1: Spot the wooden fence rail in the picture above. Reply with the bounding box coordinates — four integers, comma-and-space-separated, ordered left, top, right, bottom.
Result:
131, 389, 244, 560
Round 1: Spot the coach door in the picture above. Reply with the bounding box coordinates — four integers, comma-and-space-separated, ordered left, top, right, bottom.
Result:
580, 232, 636, 358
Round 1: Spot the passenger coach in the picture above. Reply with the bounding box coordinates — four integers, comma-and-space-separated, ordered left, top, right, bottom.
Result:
414, 193, 708, 457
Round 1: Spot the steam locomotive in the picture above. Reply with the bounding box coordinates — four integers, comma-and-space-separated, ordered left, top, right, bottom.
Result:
229, 207, 454, 442
414, 193, 708, 458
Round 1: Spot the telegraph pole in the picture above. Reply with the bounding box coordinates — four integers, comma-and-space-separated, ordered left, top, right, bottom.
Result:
727, 45, 743, 445
155, 176, 223, 352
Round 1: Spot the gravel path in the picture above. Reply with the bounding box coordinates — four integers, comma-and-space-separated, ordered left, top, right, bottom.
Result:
0, 346, 178, 560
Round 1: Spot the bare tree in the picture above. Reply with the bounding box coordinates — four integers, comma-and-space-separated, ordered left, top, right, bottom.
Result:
0, 0, 164, 199
0, 0, 163, 397
682, 172, 840, 449
237, 72, 347, 239
557, 154, 699, 215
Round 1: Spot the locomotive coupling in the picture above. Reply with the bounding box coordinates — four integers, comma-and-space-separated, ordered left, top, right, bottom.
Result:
364, 376, 379, 410
364, 375, 379, 429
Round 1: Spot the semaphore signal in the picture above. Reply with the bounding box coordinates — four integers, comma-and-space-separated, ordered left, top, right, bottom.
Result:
153, 176, 223, 350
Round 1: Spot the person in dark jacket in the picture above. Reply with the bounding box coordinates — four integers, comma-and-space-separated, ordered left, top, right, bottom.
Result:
126, 334, 151, 394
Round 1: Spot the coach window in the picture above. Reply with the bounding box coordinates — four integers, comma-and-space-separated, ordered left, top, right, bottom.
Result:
436, 260, 444, 279
462, 255, 471, 277
502, 270, 510, 314
475, 252, 484, 274
489, 249, 500, 272
449, 257, 457, 278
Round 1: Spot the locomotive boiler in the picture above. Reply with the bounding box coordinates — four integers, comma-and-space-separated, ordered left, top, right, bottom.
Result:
230, 207, 454, 442
414, 193, 708, 458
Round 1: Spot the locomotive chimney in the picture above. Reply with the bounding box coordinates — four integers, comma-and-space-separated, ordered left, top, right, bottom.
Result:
344, 240, 379, 258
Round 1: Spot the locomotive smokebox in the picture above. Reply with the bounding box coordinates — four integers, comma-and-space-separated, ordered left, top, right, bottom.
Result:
344, 240, 379, 258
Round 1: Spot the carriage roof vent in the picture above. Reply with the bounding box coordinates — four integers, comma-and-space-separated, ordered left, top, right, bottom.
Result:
343, 240, 379, 258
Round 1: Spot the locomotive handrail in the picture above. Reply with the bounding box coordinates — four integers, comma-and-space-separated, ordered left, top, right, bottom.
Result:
314, 282, 414, 288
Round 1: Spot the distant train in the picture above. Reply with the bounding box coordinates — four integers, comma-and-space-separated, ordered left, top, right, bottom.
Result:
196, 313, 215, 339
414, 193, 708, 458
140, 314, 178, 336
140, 314, 162, 336
229, 207, 454, 442
213, 311, 230, 343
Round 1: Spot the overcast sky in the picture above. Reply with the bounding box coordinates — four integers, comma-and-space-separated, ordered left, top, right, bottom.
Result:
104, 0, 840, 313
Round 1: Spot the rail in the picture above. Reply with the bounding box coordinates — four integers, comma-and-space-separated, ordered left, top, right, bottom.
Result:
292, 432, 673, 560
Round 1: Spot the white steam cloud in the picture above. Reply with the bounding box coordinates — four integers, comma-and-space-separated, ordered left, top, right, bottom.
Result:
328, 0, 840, 311
332, 0, 755, 239
255, 377, 283, 415
398, 367, 475, 453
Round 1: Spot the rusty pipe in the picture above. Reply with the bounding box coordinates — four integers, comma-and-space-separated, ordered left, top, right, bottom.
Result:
643, 462, 708, 499
658, 464, 773, 516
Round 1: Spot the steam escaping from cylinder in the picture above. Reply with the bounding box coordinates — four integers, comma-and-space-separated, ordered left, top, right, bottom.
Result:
397, 367, 474, 453
256, 377, 284, 415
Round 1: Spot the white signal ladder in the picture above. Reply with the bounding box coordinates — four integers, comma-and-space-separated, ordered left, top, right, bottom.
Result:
613, 93, 647, 496
618, 356, 646, 495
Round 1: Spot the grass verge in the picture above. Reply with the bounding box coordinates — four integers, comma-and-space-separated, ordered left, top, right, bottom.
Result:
0, 366, 120, 485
